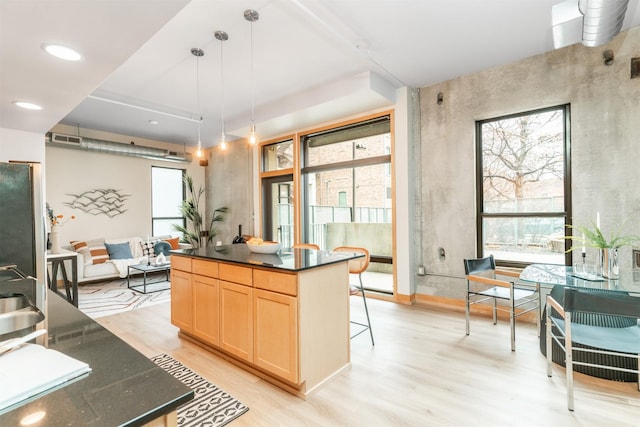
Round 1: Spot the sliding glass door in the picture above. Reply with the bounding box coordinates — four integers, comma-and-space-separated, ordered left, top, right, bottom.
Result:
301, 115, 394, 294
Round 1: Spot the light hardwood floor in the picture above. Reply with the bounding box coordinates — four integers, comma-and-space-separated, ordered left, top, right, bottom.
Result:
97, 298, 640, 426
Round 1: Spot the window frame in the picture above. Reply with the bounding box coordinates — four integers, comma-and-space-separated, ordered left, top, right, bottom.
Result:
151, 166, 186, 237
299, 113, 392, 245
475, 104, 572, 268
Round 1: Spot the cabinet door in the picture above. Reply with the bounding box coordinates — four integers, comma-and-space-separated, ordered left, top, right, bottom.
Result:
192, 274, 219, 346
219, 281, 253, 362
170, 269, 192, 332
253, 289, 299, 383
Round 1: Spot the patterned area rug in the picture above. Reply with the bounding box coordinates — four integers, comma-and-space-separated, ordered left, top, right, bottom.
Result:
151, 354, 249, 427
78, 276, 171, 318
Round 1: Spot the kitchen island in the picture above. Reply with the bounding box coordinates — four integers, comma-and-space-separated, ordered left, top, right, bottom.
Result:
0, 289, 193, 426
170, 245, 360, 399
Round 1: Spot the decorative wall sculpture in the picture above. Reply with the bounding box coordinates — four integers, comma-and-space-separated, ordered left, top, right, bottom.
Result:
65, 189, 130, 218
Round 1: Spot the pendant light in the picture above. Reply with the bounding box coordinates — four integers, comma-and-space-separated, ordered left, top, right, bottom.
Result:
191, 47, 204, 158
244, 9, 259, 145
215, 30, 229, 151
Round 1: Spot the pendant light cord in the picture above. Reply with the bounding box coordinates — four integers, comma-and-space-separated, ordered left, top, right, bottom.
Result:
196, 53, 202, 143
250, 20, 254, 126
220, 37, 225, 139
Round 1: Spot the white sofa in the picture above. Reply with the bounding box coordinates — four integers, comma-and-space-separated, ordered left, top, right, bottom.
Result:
65, 235, 182, 283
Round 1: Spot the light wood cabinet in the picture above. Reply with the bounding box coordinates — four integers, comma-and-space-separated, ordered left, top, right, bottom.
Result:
171, 253, 350, 399
219, 280, 253, 362
253, 288, 298, 383
192, 274, 219, 346
170, 268, 192, 332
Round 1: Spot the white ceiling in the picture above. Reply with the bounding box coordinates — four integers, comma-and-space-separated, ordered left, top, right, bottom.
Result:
2, 0, 639, 149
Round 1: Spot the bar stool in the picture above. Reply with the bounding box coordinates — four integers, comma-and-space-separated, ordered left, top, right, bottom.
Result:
333, 246, 374, 345
292, 243, 320, 250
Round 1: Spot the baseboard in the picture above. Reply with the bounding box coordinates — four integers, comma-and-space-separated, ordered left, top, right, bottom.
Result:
392, 293, 539, 323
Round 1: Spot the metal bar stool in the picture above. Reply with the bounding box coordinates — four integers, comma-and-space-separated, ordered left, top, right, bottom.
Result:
334, 246, 374, 346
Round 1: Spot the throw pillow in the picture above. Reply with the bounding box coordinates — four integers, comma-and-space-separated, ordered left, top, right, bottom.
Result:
164, 237, 180, 250
140, 239, 159, 258
70, 239, 109, 265
105, 242, 133, 260
154, 241, 172, 256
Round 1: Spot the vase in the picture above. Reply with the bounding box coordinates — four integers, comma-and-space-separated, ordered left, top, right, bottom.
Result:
50, 228, 61, 254
599, 248, 619, 279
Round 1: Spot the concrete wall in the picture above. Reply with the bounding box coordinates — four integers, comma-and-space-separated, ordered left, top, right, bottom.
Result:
326, 222, 392, 273
204, 138, 254, 244
416, 27, 640, 300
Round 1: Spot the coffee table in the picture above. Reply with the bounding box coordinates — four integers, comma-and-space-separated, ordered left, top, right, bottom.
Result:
127, 263, 171, 294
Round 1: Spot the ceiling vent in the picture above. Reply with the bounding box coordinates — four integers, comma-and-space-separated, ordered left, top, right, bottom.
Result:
50, 132, 82, 146
46, 133, 192, 163
552, 0, 630, 48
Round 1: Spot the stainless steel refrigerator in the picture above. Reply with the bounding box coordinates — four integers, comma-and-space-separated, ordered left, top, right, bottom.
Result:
0, 161, 47, 312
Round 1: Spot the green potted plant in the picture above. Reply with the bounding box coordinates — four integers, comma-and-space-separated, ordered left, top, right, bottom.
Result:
173, 174, 228, 248
568, 219, 640, 279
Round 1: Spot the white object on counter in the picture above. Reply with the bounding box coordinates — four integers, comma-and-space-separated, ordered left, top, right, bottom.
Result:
246, 242, 281, 254
0, 344, 91, 413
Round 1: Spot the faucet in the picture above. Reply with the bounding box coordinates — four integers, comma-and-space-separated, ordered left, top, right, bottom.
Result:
0, 264, 28, 279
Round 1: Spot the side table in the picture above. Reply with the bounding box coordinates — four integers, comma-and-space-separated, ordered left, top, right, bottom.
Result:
46, 250, 79, 307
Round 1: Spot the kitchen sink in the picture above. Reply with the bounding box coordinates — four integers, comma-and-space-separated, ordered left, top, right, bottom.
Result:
0, 294, 44, 335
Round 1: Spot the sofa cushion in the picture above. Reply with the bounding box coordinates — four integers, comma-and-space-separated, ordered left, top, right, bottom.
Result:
154, 241, 172, 256
105, 242, 133, 260
140, 239, 160, 257
164, 237, 180, 250
70, 239, 109, 265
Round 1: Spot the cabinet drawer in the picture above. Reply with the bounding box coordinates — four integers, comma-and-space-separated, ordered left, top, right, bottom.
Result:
193, 259, 219, 278
171, 255, 192, 272
253, 269, 297, 296
219, 263, 253, 286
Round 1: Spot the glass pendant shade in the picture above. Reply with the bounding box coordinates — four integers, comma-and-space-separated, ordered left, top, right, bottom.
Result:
248, 124, 258, 145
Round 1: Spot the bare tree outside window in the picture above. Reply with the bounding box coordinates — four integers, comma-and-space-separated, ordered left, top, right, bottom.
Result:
478, 105, 570, 266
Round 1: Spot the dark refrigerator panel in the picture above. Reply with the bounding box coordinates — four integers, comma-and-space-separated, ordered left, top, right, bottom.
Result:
0, 162, 37, 278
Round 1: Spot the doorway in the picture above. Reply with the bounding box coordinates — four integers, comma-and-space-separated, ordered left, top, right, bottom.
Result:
262, 174, 294, 247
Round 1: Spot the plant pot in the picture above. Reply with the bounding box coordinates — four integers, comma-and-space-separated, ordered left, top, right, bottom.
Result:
599, 248, 619, 279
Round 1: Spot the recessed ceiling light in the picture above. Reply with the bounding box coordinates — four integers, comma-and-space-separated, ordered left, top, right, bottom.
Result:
13, 101, 42, 110
42, 43, 82, 61
148, 120, 159, 125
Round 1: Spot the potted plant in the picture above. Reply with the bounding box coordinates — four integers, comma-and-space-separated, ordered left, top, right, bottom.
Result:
568, 219, 640, 278
173, 174, 228, 248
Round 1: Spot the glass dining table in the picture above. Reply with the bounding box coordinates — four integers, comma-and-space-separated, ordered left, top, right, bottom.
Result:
519, 263, 640, 294
519, 263, 640, 381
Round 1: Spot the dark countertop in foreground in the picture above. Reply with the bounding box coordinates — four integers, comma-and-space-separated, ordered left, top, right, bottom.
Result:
0, 290, 193, 426
172, 244, 362, 271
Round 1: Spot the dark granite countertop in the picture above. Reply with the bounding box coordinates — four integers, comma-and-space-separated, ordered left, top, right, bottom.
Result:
0, 290, 193, 426
172, 244, 362, 272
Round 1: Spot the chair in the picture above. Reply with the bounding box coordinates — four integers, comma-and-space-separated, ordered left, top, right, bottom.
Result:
546, 288, 640, 411
334, 246, 374, 345
292, 243, 320, 250
463, 255, 540, 351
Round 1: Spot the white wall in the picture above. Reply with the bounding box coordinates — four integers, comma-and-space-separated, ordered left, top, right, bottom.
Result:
0, 128, 45, 164
45, 125, 204, 247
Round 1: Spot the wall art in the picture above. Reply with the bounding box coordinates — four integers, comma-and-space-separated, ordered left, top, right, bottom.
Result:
65, 189, 131, 218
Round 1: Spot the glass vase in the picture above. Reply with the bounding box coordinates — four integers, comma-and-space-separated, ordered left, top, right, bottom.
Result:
599, 248, 619, 279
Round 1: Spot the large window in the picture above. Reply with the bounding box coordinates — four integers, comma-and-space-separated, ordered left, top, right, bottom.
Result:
301, 114, 393, 293
151, 166, 185, 236
476, 105, 571, 266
